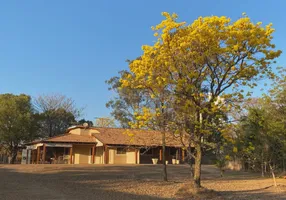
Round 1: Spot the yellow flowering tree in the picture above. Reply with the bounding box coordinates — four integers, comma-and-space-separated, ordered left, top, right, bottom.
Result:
121, 12, 281, 187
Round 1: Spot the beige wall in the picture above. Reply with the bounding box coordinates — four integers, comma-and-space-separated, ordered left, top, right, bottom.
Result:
73, 145, 92, 164
126, 148, 136, 164
110, 147, 138, 164
108, 148, 115, 164
114, 154, 127, 164
69, 129, 81, 135
69, 128, 100, 136
95, 146, 104, 164
95, 139, 103, 147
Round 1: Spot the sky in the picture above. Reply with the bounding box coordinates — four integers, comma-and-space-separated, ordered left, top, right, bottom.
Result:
0, 0, 285, 121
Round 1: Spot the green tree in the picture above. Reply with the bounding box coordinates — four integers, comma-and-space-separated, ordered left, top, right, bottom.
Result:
77, 119, 93, 127
0, 94, 38, 163
106, 70, 148, 128
108, 71, 173, 181
235, 95, 286, 186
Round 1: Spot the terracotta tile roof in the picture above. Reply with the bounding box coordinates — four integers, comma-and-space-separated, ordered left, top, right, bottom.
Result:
91, 128, 184, 147
45, 134, 97, 143
26, 134, 97, 145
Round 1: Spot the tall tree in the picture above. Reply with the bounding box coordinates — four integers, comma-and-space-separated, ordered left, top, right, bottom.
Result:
34, 94, 82, 137
106, 70, 148, 128
94, 117, 116, 128
77, 119, 93, 127
0, 94, 38, 163
107, 71, 172, 181
121, 12, 281, 187
235, 98, 286, 186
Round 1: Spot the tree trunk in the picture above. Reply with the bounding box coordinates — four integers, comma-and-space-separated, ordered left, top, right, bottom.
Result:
187, 148, 194, 178
9, 151, 18, 164
261, 153, 264, 177
220, 169, 224, 177
269, 164, 277, 187
193, 143, 202, 188
283, 157, 285, 173
261, 163, 265, 177
162, 131, 167, 181
264, 162, 267, 174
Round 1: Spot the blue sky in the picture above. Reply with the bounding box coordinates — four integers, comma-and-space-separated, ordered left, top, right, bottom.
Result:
0, 0, 285, 121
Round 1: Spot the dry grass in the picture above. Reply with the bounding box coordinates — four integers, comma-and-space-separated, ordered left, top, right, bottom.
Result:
0, 164, 285, 200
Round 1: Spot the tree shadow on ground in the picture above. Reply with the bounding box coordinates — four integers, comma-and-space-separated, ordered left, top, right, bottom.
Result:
218, 185, 286, 200
0, 164, 285, 200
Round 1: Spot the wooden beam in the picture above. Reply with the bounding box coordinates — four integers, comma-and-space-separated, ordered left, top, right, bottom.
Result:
31, 150, 34, 164
36, 147, 40, 164
159, 148, 162, 161
92, 145, 96, 164
104, 145, 109, 164
42, 144, 46, 164
26, 150, 29, 164
135, 149, 138, 164
69, 145, 73, 164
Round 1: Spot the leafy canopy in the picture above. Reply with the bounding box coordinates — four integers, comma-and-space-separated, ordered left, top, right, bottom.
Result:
121, 12, 281, 133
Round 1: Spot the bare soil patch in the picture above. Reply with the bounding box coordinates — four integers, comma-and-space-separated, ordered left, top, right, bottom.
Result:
0, 164, 285, 200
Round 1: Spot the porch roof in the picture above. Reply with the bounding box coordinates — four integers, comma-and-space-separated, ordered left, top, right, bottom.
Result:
26, 134, 97, 145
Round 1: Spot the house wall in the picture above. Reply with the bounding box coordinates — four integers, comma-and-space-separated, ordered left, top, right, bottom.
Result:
73, 145, 92, 164
108, 148, 115, 164
69, 129, 81, 135
126, 148, 136, 164
95, 146, 104, 164
114, 152, 127, 164
69, 128, 100, 136
105, 147, 137, 164
95, 139, 103, 147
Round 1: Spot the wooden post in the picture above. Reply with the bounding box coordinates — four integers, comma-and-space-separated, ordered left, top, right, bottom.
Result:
31, 150, 34, 164
26, 150, 29, 164
92, 145, 96, 164
104, 145, 109, 164
70, 145, 73, 164
42, 144, 46, 164
182, 149, 185, 162
159, 148, 162, 161
36, 146, 40, 164
135, 149, 138, 164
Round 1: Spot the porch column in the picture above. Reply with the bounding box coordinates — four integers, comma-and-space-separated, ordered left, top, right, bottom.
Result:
182, 149, 185, 162
36, 146, 40, 164
26, 150, 29, 164
104, 145, 109, 164
92, 144, 96, 164
135, 149, 138, 164
42, 144, 46, 164
31, 150, 35, 164
69, 145, 73, 164
159, 148, 162, 161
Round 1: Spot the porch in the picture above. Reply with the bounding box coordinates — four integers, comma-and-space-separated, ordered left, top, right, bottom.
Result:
26, 143, 98, 164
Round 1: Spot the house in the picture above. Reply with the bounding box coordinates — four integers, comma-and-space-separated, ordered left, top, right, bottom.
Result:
23, 126, 186, 165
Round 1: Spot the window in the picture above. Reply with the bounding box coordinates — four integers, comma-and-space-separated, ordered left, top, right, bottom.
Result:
140, 148, 153, 155
116, 147, 126, 155
169, 148, 177, 156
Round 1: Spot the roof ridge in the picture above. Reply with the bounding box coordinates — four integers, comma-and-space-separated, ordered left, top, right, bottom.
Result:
91, 127, 160, 132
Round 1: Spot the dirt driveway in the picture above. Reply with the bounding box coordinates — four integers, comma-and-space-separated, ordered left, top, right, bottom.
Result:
0, 164, 285, 200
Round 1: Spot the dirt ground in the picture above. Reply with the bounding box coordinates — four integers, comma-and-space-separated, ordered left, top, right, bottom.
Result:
0, 164, 285, 200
